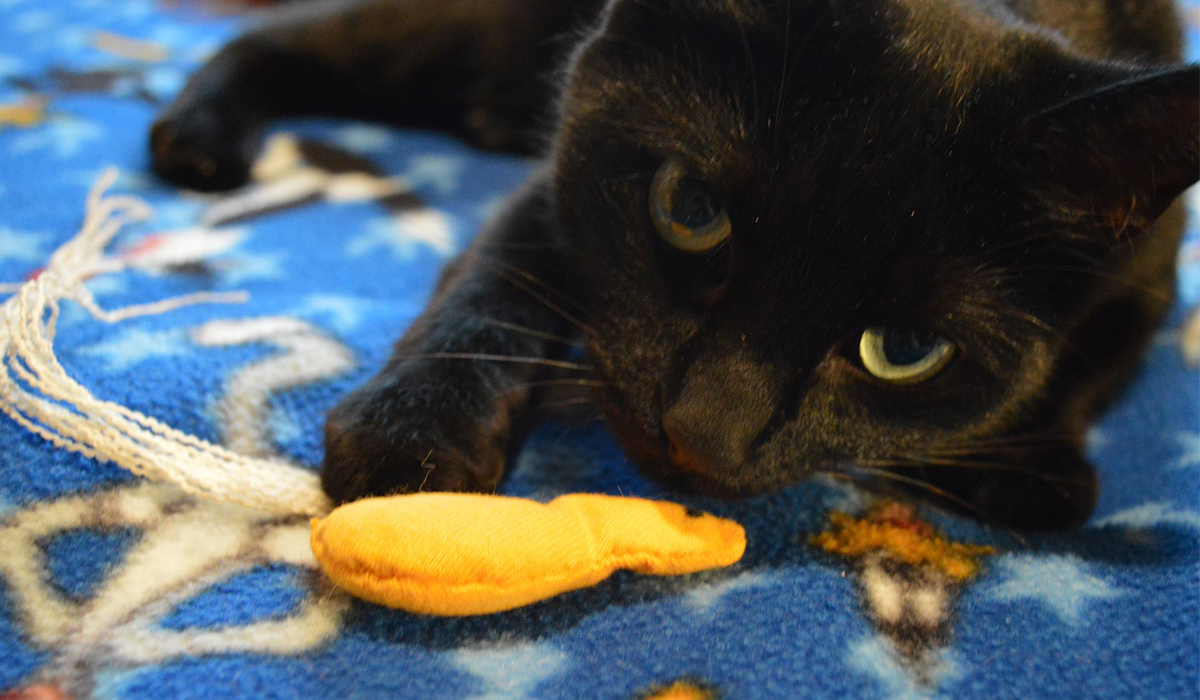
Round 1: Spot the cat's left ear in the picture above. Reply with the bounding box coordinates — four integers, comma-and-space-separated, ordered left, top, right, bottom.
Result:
1017, 65, 1198, 237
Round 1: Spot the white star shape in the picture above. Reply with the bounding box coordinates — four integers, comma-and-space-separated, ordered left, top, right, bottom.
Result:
218, 251, 285, 286
148, 24, 197, 48
53, 24, 91, 54
68, 168, 150, 192
118, 0, 155, 22
332, 124, 397, 154
12, 9, 54, 34
1084, 426, 1109, 453
684, 570, 774, 612
0, 54, 22, 80
295, 293, 369, 333
1095, 502, 1200, 530
473, 193, 508, 221
454, 641, 567, 700
985, 554, 1123, 626
10, 116, 104, 159
403, 154, 464, 196
848, 634, 964, 700
151, 200, 205, 229
1170, 431, 1200, 470
79, 327, 190, 372
188, 41, 220, 63
144, 66, 186, 102
346, 211, 455, 260
83, 274, 126, 297
0, 227, 46, 262
267, 410, 303, 446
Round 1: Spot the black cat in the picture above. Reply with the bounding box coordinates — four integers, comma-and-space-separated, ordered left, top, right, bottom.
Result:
150, 0, 1199, 530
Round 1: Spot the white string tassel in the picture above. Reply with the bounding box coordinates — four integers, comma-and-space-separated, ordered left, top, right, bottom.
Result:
0, 168, 332, 517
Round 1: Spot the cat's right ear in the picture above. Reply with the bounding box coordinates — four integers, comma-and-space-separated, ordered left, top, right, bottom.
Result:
1015, 64, 1199, 239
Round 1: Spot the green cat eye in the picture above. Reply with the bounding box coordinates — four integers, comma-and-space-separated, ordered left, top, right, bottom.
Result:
859, 327, 955, 384
650, 159, 732, 252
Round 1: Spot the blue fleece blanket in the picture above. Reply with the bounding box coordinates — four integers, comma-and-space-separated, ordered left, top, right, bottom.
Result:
1, 2, 1198, 699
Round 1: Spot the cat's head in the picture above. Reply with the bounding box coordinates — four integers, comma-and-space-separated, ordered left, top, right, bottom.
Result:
547, 0, 1199, 526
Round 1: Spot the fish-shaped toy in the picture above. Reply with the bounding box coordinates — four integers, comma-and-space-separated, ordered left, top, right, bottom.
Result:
310, 492, 746, 615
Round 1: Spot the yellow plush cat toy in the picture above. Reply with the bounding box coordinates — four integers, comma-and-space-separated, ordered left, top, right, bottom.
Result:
310, 493, 747, 615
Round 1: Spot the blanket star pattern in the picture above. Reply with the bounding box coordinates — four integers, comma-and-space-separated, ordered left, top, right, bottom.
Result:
0, 1, 1198, 698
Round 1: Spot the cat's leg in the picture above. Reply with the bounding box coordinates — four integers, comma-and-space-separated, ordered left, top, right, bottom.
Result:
321, 172, 586, 503
150, 0, 595, 190
903, 436, 1098, 531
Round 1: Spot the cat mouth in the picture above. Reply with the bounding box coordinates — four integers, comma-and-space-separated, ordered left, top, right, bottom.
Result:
595, 400, 797, 498
650, 455, 801, 499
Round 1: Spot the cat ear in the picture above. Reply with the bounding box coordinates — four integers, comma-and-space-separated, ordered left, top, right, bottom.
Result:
1017, 65, 1198, 238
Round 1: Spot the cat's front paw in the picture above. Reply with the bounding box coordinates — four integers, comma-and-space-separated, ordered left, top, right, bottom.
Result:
320, 364, 509, 504
149, 107, 255, 192
917, 442, 1097, 531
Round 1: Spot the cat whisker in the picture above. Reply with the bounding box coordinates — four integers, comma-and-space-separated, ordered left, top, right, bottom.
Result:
913, 444, 1060, 457
964, 230, 1095, 262
926, 432, 1075, 447
773, 0, 791, 145
735, 18, 759, 126
552, 408, 607, 430
471, 256, 596, 337
599, 172, 652, 187
872, 454, 1082, 486
393, 352, 594, 372
340, 439, 397, 503
845, 463, 995, 519
877, 453, 1084, 523
953, 301, 1026, 352
539, 396, 599, 410
527, 377, 608, 388
1004, 264, 1172, 303
475, 316, 584, 347
980, 305, 1099, 372
843, 463, 1031, 548
475, 253, 593, 316
495, 377, 609, 401
913, 440, 1072, 456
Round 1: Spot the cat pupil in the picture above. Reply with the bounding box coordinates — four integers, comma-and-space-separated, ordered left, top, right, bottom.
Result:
672, 181, 719, 228
881, 329, 941, 366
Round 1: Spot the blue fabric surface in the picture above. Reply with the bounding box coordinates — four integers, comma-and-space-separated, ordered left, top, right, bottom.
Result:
0, 2, 1198, 699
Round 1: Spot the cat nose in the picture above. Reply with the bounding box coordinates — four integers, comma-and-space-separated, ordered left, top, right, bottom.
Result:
663, 411, 733, 474
661, 350, 776, 474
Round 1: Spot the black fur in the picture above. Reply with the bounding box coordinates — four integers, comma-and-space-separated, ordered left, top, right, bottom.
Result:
151, 0, 1199, 530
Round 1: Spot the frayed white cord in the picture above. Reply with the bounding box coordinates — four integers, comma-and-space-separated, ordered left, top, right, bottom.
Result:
0, 169, 332, 517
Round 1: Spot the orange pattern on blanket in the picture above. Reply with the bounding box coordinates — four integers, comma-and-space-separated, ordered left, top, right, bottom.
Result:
636, 680, 715, 700
0, 98, 46, 129
813, 501, 995, 581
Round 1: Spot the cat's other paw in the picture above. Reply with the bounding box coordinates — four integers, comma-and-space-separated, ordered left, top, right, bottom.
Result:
917, 442, 1097, 531
981, 453, 1096, 531
149, 107, 256, 192
320, 363, 509, 504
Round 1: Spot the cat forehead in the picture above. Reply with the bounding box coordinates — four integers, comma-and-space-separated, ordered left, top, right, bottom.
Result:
560, 0, 1076, 191
588, 0, 1054, 111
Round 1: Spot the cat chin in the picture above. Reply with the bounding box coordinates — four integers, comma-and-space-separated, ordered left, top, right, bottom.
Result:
645, 467, 800, 500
